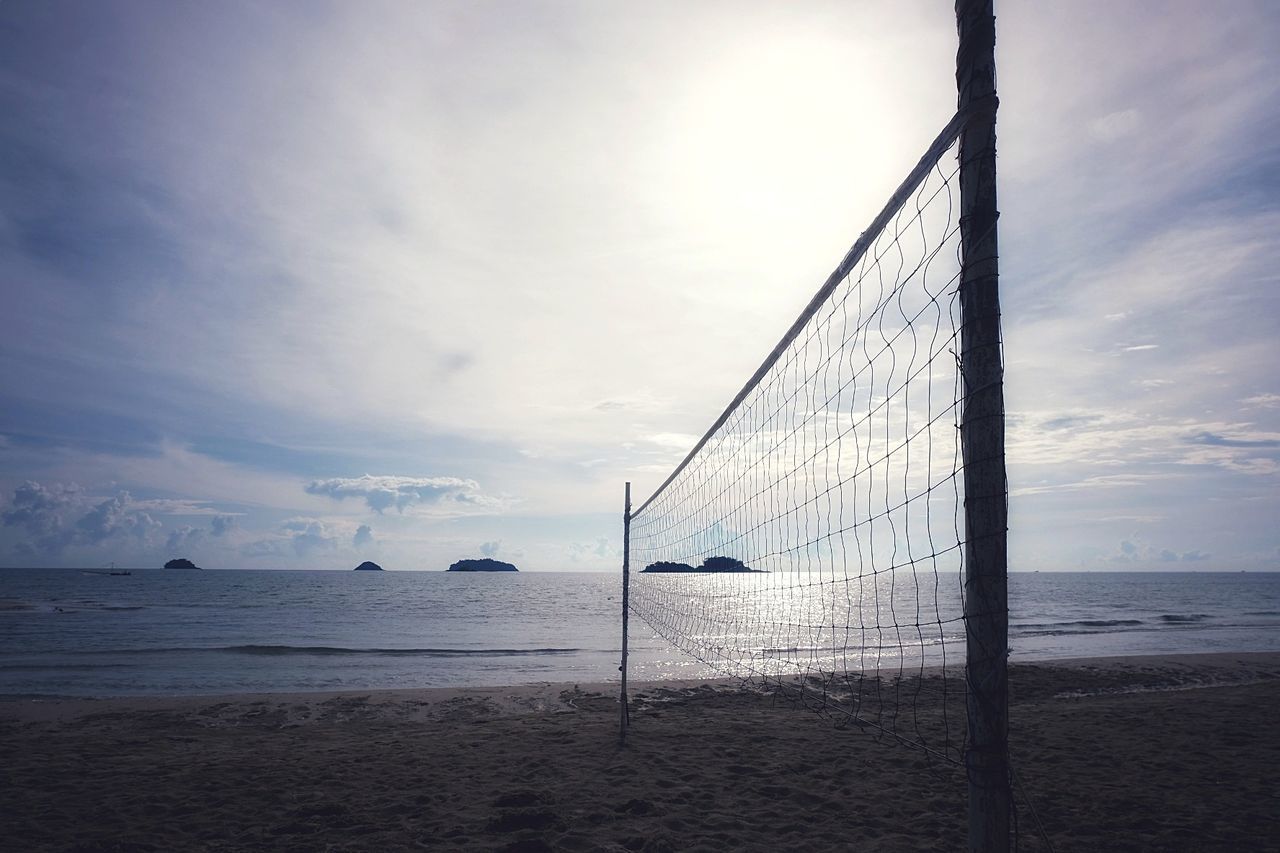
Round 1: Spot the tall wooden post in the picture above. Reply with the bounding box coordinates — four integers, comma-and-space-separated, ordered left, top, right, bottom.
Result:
619, 481, 632, 741
956, 1, 1009, 851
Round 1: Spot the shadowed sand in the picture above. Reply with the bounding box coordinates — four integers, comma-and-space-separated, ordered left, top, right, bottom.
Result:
2, 653, 1278, 851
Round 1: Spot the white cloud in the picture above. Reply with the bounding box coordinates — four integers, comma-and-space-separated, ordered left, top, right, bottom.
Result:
1088, 108, 1141, 142
242, 517, 371, 562
305, 474, 501, 514
281, 518, 340, 556
568, 537, 615, 564
1, 481, 161, 554
645, 433, 700, 451
1243, 393, 1280, 409
65, 442, 324, 514
1105, 536, 1212, 567
165, 525, 204, 553
130, 499, 228, 516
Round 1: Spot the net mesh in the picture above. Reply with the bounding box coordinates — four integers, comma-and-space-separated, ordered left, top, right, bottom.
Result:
629, 132, 967, 763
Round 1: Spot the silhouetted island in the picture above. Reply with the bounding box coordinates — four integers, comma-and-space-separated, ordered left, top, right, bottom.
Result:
447, 558, 518, 572
163, 558, 201, 570
642, 556, 766, 573
353, 561, 384, 571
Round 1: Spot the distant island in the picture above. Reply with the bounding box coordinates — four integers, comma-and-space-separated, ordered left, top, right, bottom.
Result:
353, 561, 384, 571
163, 558, 201, 570
447, 558, 518, 572
642, 556, 766, 574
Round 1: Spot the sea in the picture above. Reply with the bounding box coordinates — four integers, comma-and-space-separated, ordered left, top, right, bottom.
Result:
1, 569, 1278, 698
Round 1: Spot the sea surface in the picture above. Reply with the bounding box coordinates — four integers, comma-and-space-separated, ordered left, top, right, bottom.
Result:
1, 569, 1277, 698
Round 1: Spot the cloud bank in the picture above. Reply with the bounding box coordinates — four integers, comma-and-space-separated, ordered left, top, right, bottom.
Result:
305, 475, 497, 514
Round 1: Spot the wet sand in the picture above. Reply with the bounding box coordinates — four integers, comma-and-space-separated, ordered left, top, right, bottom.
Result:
2, 652, 1277, 851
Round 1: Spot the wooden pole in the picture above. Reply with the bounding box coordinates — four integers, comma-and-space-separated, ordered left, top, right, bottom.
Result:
956, 1, 1009, 851
619, 481, 632, 741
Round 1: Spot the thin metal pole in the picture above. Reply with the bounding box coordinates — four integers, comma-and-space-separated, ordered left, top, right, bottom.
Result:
619, 481, 632, 742
956, 1, 1009, 851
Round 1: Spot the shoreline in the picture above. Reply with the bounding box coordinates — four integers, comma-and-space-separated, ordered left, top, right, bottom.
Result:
3, 651, 1278, 851
3, 649, 1276, 717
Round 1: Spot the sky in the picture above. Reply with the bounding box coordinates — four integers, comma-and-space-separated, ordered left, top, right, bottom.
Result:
1, 0, 1277, 571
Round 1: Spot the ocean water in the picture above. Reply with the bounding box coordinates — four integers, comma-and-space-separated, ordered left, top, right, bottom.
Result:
1, 569, 1277, 698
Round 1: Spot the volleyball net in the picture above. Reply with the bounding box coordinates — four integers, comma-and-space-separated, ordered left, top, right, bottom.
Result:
625, 105, 996, 764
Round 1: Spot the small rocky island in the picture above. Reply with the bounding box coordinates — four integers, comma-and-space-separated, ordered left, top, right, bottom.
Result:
447, 558, 519, 572
353, 561, 384, 571
642, 556, 766, 573
163, 558, 201, 570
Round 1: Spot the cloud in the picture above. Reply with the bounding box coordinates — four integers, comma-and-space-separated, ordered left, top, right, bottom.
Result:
166, 525, 204, 553
1010, 472, 1178, 499
645, 433, 700, 451
2, 481, 163, 553
569, 537, 614, 563
165, 513, 236, 553
281, 518, 340, 556
305, 474, 497, 514
1089, 108, 1141, 142
241, 517, 375, 560
1242, 393, 1280, 409
240, 539, 286, 560
76, 493, 161, 543
1187, 431, 1280, 449
1108, 536, 1212, 566
1010, 410, 1280, 477
592, 391, 667, 414
129, 499, 227, 516
1, 481, 82, 539
1041, 414, 1104, 431
480, 540, 500, 557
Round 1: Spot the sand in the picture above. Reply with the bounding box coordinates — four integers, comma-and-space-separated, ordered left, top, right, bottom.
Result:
2, 652, 1278, 852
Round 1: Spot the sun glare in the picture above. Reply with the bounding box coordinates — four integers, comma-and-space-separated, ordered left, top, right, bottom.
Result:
658, 35, 899, 228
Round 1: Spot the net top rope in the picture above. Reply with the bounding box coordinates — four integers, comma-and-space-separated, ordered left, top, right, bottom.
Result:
631, 96, 996, 520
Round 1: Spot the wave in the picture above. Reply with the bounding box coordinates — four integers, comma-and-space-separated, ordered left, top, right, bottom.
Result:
1064, 619, 1145, 628
757, 638, 950, 656
70, 645, 589, 658
1011, 613, 1230, 638
0, 662, 135, 671
16, 601, 148, 613
1013, 619, 1144, 631
227, 645, 585, 657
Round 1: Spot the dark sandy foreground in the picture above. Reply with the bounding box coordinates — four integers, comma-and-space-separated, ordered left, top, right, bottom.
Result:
2, 653, 1278, 852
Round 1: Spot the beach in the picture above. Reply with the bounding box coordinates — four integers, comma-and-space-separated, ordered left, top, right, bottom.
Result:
2, 652, 1277, 852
